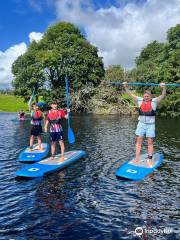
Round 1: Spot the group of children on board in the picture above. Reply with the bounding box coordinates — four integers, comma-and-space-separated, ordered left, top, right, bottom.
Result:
26, 100, 69, 162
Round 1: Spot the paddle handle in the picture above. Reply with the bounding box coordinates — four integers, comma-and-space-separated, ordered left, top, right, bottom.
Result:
110, 82, 180, 87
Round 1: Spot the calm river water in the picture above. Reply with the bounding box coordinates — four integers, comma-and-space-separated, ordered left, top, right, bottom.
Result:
0, 113, 179, 240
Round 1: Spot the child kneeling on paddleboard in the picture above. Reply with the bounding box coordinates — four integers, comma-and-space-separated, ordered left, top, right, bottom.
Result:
45, 100, 69, 162
123, 82, 166, 167
28, 103, 44, 151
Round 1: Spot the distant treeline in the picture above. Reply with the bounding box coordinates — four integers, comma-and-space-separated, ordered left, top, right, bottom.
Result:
11, 22, 180, 116
0, 89, 14, 95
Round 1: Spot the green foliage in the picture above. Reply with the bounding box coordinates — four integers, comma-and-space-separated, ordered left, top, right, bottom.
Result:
11, 22, 180, 116
158, 90, 180, 117
87, 65, 137, 114
135, 41, 164, 66
67, 64, 122, 112
12, 43, 45, 100
167, 24, 180, 49
130, 24, 180, 116
104, 65, 125, 82
88, 65, 121, 112
12, 22, 104, 110
71, 85, 96, 112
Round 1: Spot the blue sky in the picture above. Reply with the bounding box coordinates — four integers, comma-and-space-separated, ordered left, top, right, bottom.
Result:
0, 0, 147, 51
0, 0, 179, 88
0, 0, 55, 51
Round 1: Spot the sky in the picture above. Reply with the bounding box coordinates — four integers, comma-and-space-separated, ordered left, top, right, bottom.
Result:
0, 0, 180, 89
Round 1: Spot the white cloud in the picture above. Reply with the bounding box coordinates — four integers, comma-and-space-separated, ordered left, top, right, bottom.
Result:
28, 0, 42, 12
0, 31, 43, 89
54, 0, 180, 68
29, 32, 43, 43
0, 43, 27, 89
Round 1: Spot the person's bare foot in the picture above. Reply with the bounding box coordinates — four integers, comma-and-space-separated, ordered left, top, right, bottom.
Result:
131, 158, 139, 164
59, 156, 64, 162
147, 159, 154, 168
28, 147, 33, 152
33, 145, 39, 151
50, 155, 55, 160
39, 148, 45, 152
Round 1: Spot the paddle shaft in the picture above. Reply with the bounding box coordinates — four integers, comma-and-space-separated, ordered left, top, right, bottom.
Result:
65, 76, 75, 144
110, 82, 180, 87
29, 88, 35, 112
65, 76, 70, 127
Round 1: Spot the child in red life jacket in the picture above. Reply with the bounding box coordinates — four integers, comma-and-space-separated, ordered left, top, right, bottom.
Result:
28, 103, 44, 151
18, 109, 25, 121
45, 100, 68, 162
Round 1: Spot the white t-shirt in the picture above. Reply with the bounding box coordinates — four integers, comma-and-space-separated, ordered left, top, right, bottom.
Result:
136, 97, 158, 123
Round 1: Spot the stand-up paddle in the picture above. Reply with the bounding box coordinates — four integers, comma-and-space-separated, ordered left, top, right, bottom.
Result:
28, 88, 35, 112
110, 82, 180, 87
65, 76, 75, 144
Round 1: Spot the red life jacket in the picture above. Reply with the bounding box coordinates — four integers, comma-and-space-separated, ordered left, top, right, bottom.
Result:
47, 110, 62, 124
138, 100, 156, 116
19, 112, 25, 118
32, 110, 43, 120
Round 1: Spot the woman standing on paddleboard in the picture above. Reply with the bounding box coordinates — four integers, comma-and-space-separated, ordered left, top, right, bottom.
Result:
123, 82, 166, 167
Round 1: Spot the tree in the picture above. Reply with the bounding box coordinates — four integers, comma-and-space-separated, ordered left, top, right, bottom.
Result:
167, 24, 180, 49
135, 41, 164, 66
12, 22, 105, 108
104, 65, 125, 83
130, 24, 180, 116
12, 41, 46, 101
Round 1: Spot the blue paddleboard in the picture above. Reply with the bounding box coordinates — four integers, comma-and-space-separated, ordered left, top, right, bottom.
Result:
18, 143, 50, 162
115, 153, 164, 181
16, 150, 86, 178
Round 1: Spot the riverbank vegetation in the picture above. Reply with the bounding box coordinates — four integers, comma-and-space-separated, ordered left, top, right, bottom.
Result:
0, 94, 27, 112
11, 22, 180, 116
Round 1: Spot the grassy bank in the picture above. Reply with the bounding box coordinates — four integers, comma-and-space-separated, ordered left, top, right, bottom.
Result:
0, 94, 28, 112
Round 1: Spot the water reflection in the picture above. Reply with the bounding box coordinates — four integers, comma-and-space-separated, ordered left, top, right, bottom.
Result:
0, 113, 179, 240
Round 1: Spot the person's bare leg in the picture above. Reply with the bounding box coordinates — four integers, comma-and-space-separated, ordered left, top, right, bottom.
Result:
59, 140, 65, 162
29, 135, 34, 151
37, 136, 44, 151
147, 137, 154, 167
132, 136, 143, 163
51, 142, 56, 159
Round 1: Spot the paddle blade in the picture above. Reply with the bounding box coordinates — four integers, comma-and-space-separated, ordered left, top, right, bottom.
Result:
68, 127, 75, 144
